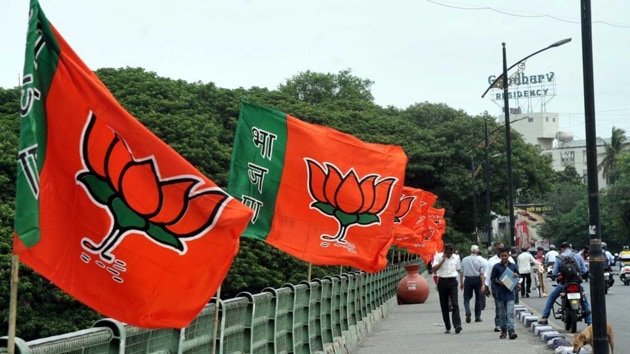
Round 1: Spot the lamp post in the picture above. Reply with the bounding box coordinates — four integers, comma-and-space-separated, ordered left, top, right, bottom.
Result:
473, 116, 529, 246
481, 38, 572, 247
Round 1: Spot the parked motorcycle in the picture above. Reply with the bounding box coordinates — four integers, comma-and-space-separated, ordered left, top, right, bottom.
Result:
552, 281, 587, 333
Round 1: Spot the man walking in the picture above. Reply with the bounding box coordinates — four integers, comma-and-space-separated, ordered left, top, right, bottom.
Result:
476, 249, 488, 310
459, 245, 486, 323
517, 246, 540, 297
491, 247, 520, 339
484, 242, 515, 332
433, 243, 462, 334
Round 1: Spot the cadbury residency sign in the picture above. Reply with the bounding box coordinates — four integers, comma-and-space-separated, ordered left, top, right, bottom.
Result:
488, 71, 556, 101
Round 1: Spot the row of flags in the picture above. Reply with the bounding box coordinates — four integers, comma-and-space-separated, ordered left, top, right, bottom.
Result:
12, 0, 445, 330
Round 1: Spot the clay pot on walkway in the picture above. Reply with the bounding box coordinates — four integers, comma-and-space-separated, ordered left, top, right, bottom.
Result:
396, 264, 430, 304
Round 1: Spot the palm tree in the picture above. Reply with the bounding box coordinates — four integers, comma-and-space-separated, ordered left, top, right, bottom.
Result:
598, 127, 630, 184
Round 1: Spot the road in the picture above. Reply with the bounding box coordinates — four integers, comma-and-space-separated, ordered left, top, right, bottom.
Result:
520, 273, 627, 350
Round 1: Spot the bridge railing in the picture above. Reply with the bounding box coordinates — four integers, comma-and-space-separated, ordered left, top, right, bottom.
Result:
1, 261, 421, 354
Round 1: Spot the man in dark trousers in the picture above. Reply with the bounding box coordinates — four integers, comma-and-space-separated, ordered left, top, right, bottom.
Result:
433, 243, 462, 334
459, 245, 486, 323
484, 242, 515, 332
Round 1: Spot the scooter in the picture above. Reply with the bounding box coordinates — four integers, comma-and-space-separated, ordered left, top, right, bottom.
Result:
620, 265, 630, 286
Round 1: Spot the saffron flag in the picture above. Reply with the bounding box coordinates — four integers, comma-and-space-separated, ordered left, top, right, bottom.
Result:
394, 186, 436, 246
392, 186, 427, 246
14, 0, 253, 329
228, 101, 407, 273
412, 207, 446, 263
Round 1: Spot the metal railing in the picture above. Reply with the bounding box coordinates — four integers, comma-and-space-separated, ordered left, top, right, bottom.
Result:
1, 262, 418, 354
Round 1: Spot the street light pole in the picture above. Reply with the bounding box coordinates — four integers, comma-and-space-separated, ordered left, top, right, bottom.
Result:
501, 43, 516, 247
481, 38, 572, 247
484, 118, 492, 246
471, 156, 479, 244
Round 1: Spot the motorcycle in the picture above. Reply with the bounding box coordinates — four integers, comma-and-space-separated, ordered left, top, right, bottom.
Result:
620, 265, 630, 286
546, 262, 556, 281
552, 281, 587, 333
604, 266, 615, 294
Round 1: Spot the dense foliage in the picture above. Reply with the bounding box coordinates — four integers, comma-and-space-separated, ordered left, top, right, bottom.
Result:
0, 68, 556, 339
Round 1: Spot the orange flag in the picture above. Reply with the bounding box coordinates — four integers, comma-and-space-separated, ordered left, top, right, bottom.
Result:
14, 0, 252, 328
228, 102, 407, 273
392, 186, 427, 247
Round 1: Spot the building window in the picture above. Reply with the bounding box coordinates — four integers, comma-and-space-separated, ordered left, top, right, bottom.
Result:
528, 117, 534, 122
553, 118, 556, 122
561, 151, 575, 166
546, 117, 549, 122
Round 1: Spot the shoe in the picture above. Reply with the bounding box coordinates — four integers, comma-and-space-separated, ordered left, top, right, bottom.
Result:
499, 332, 506, 339
444, 329, 451, 334
475, 318, 482, 322
509, 332, 518, 340
455, 326, 462, 334
494, 326, 501, 332
525, 294, 530, 298
466, 314, 471, 323
538, 318, 548, 325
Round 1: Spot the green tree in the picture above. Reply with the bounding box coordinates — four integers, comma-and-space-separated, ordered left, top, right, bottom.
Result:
598, 126, 629, 184
603, 153, 630, 247
278, 69, 374, 104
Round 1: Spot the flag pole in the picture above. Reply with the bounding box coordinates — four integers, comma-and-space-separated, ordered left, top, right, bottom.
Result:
211, 285, 221, 354
8, 254, 20, 354
339, 265, 343, 275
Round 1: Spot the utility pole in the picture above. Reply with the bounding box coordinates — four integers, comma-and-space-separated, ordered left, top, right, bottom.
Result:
581, 0, 608, 352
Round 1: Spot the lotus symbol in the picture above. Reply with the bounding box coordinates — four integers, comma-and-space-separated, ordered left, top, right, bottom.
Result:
76, 112, 230, 262
394, 195, 415, 223
305, 158, 397, 244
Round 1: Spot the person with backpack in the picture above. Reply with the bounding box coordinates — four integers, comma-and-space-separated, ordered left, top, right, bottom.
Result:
538, 242, 592, 325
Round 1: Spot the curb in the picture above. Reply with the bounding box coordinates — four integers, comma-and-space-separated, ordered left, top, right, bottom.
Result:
514, 304, 590, 354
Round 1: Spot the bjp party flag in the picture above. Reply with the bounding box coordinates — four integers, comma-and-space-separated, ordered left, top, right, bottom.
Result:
13, 0, 253, 329
228, 101, 407, 273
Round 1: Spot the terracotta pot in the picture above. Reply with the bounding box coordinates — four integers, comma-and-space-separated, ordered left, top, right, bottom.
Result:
397, 264, 430, 304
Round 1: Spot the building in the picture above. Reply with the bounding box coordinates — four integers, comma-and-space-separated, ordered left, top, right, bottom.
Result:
507, 112, 608, 189
489, 111, 609, 247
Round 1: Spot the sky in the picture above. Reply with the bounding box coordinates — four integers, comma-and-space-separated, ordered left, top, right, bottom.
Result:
2, 0, 629, 141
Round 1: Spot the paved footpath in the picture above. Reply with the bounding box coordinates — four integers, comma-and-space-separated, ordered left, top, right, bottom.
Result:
354, 275, 578, 354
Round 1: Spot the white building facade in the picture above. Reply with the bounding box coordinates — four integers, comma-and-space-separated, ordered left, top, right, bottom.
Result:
507, 112, 608, 189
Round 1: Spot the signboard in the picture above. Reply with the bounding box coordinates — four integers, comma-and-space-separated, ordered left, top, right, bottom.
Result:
514, 204, 552, 250
487, 71, 556, 102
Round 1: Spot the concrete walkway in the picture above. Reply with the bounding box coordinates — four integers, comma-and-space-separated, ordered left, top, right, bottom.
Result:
354, 275, 577, 354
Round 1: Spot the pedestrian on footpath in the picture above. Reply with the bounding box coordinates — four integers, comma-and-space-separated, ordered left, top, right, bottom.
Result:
484, 241, 515, 333
459, 245, 486, 323
517, 246, 540, 297
490, 247, 520, 340
476, 249, 488, 310
432, 243, 462, 334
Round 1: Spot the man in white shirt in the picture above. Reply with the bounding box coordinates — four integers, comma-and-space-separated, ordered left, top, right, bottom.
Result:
516, 246, 540, 298
484, 242, 515, 332
544, 245, 559, 266
432, 243, 462, 334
